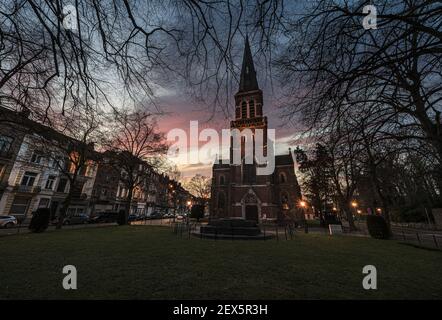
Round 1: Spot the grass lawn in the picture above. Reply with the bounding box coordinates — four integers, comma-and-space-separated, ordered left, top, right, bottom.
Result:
1, 225, 441, 299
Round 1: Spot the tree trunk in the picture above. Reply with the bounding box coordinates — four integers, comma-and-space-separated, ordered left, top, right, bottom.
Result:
56, 191, 72, 230
123, 187, 133, 225
342, 202, 357, 231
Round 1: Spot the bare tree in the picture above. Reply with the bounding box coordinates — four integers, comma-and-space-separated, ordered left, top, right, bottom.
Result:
276, 0, 442, 192
183, 174, 211, 202
102, 109, 167, 224
33, 108, 101, 229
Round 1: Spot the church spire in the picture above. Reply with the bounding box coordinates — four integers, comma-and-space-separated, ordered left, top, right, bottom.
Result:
238, 36, 259, 92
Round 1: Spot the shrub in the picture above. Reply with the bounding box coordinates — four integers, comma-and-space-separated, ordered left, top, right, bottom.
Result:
117, 210, 127, 225
366, 215, 391, 239
29, 208, 50, 233
190, 205, 205, 221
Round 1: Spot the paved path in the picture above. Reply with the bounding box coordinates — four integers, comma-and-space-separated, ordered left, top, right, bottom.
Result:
0, 222, 117, 237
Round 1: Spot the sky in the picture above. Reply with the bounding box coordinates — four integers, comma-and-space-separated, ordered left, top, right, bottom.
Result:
154, 46, 307, 181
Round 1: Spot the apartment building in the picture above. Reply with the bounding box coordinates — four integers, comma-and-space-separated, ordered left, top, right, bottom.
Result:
0, 106, 97, 221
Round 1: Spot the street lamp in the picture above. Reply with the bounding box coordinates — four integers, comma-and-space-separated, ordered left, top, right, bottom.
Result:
351, 201, 358, 208
298, 200, 309, 233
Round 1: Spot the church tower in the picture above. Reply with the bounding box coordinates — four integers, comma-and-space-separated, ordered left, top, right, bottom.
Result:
230, 36, 268, 166
211, 36, 302, 222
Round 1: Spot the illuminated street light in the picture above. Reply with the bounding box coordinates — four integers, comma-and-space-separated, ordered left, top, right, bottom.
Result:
351, 201, 358, 208
332, 207, 337, 212
376, 208, 382, 213
187, 200, 192, 206
299, 200, 307, 208
357, 209, 362, 214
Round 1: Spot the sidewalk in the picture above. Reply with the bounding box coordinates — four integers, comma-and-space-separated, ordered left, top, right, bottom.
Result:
0, 222, 117, 237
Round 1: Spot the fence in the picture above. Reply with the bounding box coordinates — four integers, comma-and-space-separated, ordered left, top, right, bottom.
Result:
393, 230, 441, 250
170, 221, 309, 241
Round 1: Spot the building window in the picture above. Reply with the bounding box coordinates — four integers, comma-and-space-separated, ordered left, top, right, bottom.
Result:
235, 107, 240, 119
279, 172, 287, 183
38, 198, 50, 208
242, 163, 256, 184
30, 151, 43, 164
56, 178, 68, 193
85, 165, 94, 177
21, 171, 37, 186
219, 175, 225, 185
241, 101, 247, 118
218, 192, 225, 209
249, 100, 255, 117
45, 175, 56, 190
10, 196, 30, 216
281, 193, 289, 210
0, 135, 13, 154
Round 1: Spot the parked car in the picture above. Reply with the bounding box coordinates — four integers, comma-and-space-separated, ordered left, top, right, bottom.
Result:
63, 213, 89, 225
149, 212, 163, 219
0, 215, 18, 228
128, 214, 140, 222
89, 212, 119, 224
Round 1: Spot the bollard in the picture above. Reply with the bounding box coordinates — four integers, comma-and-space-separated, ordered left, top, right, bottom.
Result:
263, 225, 266, 241
276, 225, 279, 242
284, 226, 287, 240
416, 232, 420, 244
433, 235, 438, 248
402, 231, 406, 241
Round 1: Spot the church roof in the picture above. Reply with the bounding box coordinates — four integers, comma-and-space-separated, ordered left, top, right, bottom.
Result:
275, 154, 294, 166
238, 36, 259, 93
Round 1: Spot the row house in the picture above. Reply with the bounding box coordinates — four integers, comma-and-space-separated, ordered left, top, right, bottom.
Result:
1, 105, 195, 220
90, 155, 193, 216
0, 106, 97, 221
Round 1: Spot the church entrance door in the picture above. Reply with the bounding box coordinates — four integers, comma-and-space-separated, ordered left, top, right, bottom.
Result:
245, 205, 258, 221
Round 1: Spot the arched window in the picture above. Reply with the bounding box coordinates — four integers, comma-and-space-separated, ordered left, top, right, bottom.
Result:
279, 172, 287, 183
249, 100, 255, 117
218, 192, 226, 208
241, 101, 247, 118
235, 107, 240, 119
219, 175, 225, 185
281, 192, 289, 210
243, 162, 256, 184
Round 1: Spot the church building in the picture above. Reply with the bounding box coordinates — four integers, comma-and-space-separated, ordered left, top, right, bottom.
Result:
210, 37, 302, 223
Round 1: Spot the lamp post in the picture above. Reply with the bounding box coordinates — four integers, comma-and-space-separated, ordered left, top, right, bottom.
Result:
299, 200, 308, 233
351, 201, 358, 221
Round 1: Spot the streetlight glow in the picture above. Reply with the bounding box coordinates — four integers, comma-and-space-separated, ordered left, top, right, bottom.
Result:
299, 200, 307, 208
351, 201, 358, 208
